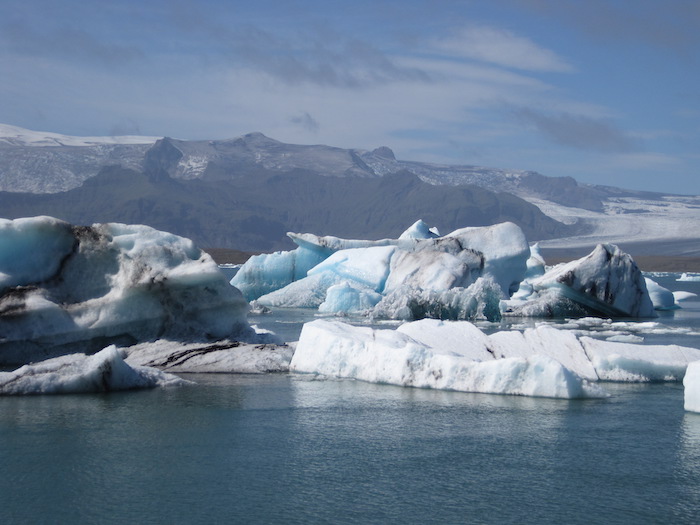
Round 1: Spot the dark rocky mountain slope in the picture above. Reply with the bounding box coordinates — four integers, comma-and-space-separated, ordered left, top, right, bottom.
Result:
0, 164, 570, 252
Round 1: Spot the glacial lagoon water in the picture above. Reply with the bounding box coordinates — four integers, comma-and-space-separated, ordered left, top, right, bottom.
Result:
1, 274, 700, 524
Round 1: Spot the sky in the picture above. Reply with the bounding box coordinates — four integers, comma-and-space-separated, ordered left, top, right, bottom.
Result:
1, 0, 699, 194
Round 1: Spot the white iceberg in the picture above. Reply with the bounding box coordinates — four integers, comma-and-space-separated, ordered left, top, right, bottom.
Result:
580, 337, 700, 381
684, 361, 700, 413
674, 291, 698, 303
645, 277, 680, 310
399, 219, 440, 239
0, 216, 260, 365
678, 273, 700, 282
291, 319, 607, 399
0, 345, 186, 395
291, 318, 700, 398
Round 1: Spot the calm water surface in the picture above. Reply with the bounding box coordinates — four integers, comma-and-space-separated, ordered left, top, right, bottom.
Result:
1, 274, 699, 524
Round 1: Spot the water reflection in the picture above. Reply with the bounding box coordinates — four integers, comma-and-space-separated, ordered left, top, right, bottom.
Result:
676, 413, 700, 520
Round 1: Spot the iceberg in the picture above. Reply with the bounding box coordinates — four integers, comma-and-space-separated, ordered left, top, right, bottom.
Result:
678, 273, 700, 282
684, 361, 700, 413
580, 337, 700, 382
505, 244, 657, 319
291, 318, 700, 398
291, 319, 606, 399
0, 216, 261, 365
0, 345, 186, 395
236, 222, 656, 322
399, 219, 440, 239
124, 339, 294, 373
674, 291, 698, 303
240, 221, 528, 321
645, 277, 680, 310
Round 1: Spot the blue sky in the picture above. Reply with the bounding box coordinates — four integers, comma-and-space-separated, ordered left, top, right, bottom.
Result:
1, 0, 699, 194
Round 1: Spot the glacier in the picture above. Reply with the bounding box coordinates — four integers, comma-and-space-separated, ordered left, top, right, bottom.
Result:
0, 216, 273, 365
291, 318, 700, 399
0, 345, 186, 395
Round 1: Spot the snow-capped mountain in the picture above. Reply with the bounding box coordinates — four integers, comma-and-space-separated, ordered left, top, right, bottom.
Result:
1, 124, 698, 257
0, 123, 160, 147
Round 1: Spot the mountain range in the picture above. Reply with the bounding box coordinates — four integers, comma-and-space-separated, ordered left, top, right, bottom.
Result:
1, 124, 698, 260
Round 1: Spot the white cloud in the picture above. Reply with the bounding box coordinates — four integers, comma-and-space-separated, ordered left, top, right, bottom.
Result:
431, 25, 574, 73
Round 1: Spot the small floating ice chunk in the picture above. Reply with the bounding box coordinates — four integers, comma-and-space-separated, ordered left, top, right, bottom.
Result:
399, 219, 440, 239
645, 277, 679, 310
674, 291, 698, 303
0, 346, 186, 395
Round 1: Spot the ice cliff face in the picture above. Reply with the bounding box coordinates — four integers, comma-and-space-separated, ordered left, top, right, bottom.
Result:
0, 216, 254, 365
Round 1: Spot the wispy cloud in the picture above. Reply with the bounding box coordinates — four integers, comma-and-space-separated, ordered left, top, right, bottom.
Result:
515, 0, 700, 58
431, 25, 573, 72
512, 108, 638, 153
289, 112, 320, 133
0, 20, 144, 66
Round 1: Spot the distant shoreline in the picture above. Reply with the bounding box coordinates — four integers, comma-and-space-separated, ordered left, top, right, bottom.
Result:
207, 247, 700, 273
